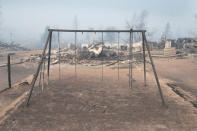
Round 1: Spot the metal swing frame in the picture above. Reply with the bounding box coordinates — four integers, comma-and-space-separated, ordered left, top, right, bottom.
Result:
26, 28, 165, 106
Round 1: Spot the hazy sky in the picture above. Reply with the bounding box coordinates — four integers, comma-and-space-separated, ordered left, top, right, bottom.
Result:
0, 0, 197, 47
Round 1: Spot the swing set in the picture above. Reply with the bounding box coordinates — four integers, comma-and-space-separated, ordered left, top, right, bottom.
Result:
26, 29, 166, 106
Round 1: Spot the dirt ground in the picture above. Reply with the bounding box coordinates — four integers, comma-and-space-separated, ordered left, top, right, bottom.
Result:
0, 84, 29, 121
154, 57, 197, 97
0, 63, 197, 131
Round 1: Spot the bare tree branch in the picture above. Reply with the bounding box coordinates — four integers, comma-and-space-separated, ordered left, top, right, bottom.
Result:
163, 22, 171, 39
125, 10, 149, 42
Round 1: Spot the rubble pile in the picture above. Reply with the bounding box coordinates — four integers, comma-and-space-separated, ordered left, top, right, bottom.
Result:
18, 42, 144, 67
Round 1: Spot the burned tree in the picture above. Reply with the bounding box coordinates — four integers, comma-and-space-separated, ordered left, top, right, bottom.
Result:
126, 10, 149, 30
126, 10, 149, 42
163, 22, 171, 39
41, 26, 50, 44
41, 26, 58, 49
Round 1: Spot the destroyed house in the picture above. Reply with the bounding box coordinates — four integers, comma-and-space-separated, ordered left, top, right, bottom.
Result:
176, 38, 197, 49
177, 38, 196, 43
165, 39, 176, 48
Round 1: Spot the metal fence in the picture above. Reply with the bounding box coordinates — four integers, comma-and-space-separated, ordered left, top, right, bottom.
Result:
0, 52, 38, 93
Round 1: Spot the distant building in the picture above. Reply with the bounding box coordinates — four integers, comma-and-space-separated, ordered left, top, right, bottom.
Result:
177, 38, 197, 49
176, 38, 195, 49
165, 39, 176, 48
164, 39, 176, 56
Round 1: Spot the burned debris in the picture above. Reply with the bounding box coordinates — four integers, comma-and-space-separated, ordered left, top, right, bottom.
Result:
0, 41, 29, 51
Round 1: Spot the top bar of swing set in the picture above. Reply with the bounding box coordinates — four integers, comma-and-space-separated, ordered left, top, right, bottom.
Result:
48, 29, 146, 33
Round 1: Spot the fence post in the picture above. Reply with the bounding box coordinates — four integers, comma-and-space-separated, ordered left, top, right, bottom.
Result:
7, 54, 11, 89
